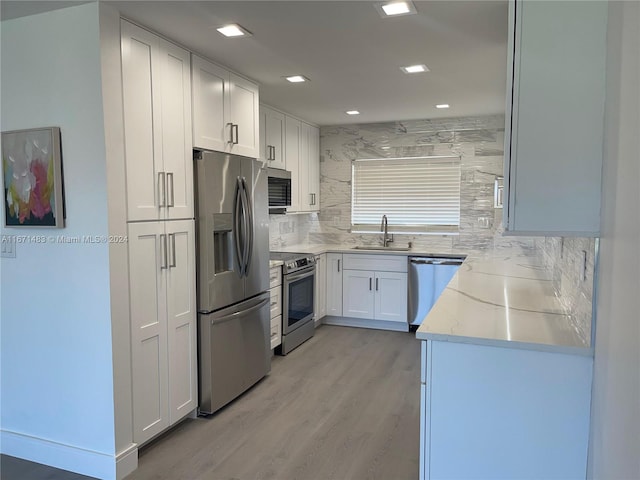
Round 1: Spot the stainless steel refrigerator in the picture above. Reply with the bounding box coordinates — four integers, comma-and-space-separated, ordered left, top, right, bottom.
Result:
194, 150, 270, 415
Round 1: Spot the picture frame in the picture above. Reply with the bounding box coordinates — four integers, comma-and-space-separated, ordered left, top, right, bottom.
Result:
2, 127, 65, 228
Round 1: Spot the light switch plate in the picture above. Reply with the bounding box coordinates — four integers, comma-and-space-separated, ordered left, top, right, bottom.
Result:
1, 236, 16, 258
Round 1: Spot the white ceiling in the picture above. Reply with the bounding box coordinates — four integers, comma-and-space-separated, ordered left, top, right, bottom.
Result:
1, 1, 509, 126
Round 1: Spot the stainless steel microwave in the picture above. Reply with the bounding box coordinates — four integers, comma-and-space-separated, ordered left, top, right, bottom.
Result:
268, 168, 291, 214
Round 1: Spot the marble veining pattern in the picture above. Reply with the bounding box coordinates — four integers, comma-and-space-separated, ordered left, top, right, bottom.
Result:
416, 248, 591, 355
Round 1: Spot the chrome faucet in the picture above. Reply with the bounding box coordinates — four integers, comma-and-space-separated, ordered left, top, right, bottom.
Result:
380, 214, 393, 247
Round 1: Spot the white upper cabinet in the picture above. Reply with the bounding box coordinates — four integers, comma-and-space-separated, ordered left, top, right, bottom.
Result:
285, 116, 302, 212
260, 105, 286, 170
121, 20, 193, 222
191, 56, 228, 153
300, 123, 320, 212
504, 0, 607, 236
191, 54, 259, 158
229, 73, 260, 158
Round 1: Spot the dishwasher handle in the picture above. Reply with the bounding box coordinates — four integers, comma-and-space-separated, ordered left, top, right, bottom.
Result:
409, 257, 464, 266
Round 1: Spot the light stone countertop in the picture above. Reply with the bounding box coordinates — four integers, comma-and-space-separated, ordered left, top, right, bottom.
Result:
271, 243, 591, 356
417, 249, 592, 355
269, 259, 284, 268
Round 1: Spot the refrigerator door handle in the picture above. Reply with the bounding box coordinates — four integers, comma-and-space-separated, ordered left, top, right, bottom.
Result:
234, 177, 245, 277
241, 177, 254, 276
209, 297, 269, 326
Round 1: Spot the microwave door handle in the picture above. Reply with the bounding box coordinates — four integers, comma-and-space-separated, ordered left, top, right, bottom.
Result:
242, 177, 254, 276
234, 177, 244, 277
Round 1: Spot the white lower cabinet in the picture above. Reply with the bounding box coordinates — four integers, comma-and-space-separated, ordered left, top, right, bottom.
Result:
326, 253, 343, 316
341, 254, 407, 324
269, 265, 282, 349
128, 219, 197, 445
342, 270, 407, 322
314, 254, 327, 325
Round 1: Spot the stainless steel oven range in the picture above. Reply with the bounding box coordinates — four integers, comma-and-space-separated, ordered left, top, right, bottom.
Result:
270, 252, 316, 355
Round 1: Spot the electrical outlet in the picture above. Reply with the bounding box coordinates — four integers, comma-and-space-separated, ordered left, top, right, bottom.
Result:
477, 217, 491, 229
1, 235, 16, 258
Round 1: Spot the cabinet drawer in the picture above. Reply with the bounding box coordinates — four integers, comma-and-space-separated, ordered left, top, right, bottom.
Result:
269, 266, 282, 288
270, 320, 282, 349
270, 286, 281, 318
343, 254, 408, 273
270, 314, 281, 330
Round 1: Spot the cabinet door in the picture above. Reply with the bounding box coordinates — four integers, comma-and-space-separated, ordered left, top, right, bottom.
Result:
160, 40, 193, 220
342, 270, 375, 319
326, 253, 343, 316
299, 123, 311, 211
229, 73, 259, 158
191, 54, 230, 152
307, 124, 320, 212
263, 106, 286, 170
314, 254, 327, 324
374, 271, 408, 322
121, 20, 164, 222
505, 0, 606, 235
166, 220, 197, 424
128, 222, 169, 444
285, 116, 302, 212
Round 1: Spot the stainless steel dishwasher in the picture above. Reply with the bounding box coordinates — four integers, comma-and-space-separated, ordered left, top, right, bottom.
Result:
408, 256, 464, 326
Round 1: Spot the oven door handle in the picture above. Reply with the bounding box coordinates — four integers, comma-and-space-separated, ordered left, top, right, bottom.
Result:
284, 268, 315, 284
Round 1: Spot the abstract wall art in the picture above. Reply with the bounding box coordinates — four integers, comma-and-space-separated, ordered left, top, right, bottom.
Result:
2, 127, 65, 228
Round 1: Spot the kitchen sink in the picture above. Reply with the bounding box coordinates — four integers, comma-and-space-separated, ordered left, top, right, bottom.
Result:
351, 245, 411, 251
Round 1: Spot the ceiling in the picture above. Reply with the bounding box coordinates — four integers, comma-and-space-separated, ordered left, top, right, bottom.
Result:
1, 1, 509, 126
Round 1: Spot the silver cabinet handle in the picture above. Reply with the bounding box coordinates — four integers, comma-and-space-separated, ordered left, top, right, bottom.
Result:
160, 234, 168, 269
312, 193, 316, 205
375, 278, 379, 291
271, 145, 276, 161
233, 124, 239, 145
158, 172, 166, 207
227, 123, 234, 144
337, 259, 340, 272
369, 277, 372, 291
169, 233, 176, 268
309, 193, 314, 205
167, 172, 174, 207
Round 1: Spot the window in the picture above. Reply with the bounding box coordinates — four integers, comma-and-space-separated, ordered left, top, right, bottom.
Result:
351, 156, 461, 234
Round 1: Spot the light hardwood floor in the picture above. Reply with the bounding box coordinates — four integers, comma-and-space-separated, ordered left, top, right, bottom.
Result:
2, 326, 421, 480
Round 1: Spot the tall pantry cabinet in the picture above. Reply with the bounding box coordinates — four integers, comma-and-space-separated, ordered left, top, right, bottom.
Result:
121, 20, 197, 445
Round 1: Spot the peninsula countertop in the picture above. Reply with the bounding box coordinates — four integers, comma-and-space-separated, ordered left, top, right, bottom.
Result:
415, 249, 592, 355
272, 243, 591, 356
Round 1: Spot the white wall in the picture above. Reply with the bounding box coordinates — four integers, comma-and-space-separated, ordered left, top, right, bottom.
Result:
0, 3, 118, 478
588, 1, 640, 478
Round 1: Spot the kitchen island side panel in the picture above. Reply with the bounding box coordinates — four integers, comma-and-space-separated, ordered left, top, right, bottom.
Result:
422, 340, 593, 480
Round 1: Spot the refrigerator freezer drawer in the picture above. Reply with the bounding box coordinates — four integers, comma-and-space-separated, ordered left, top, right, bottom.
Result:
198, 292, 271, 415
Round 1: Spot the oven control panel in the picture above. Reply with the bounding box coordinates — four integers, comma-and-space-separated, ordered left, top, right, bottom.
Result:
285, 256, 316, 273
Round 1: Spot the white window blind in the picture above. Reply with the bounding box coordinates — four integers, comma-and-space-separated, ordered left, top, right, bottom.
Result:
351, 156, 461, 234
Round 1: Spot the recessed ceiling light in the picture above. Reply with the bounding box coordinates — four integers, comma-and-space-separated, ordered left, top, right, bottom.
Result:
285, 75, 309, 83
376, 1, 417, 17
401, 64, 429, 74
346, 110, 360, 115
436, 104, 450, 109
216, 24, 252, 38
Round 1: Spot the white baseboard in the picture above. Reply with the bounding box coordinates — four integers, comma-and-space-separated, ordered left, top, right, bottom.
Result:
323, 316, 409, 332
115, 443, 138, 480
0, 429, 134, 480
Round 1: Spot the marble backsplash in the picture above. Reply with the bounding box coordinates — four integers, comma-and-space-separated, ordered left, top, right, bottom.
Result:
535, 237, 597, 346
271, 114, 532, 253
